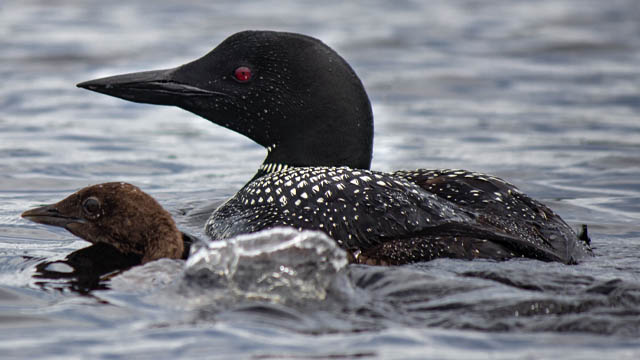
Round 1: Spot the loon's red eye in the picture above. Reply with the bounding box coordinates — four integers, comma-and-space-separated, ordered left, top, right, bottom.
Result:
234, 66, 252, 82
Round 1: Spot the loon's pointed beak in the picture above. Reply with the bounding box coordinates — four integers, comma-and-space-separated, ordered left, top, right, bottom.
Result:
77, 67, 225, 106
21, 204, 83, 229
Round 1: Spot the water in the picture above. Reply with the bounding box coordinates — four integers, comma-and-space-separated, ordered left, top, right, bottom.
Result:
1, 0, 640, 358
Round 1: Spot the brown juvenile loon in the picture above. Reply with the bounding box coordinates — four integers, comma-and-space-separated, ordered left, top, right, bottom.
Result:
22, 182, 186, 265
76, 31, 592, 264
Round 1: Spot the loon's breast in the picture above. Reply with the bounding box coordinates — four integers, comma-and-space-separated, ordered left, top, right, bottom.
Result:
206, 167, 591, 265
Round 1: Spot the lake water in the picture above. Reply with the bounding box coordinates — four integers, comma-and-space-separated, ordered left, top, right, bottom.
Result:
1, 0, 640, 358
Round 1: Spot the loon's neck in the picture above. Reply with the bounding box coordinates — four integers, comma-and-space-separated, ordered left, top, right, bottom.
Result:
254, 115, 375, 177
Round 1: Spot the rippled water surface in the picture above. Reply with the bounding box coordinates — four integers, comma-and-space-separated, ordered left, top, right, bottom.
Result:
1, 0, 640, 358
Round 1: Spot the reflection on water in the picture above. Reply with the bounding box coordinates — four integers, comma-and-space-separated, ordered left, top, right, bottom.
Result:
1, 0, 640, 358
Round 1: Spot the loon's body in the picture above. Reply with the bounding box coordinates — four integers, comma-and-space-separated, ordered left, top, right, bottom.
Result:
78, 30, 592, 264
208, 167, 588, 264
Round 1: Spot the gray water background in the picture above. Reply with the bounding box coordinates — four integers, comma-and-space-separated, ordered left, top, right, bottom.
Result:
1, 0, 640, 358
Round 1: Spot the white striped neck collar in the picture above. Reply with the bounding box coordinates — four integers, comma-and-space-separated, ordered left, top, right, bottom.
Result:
259, 162, 290, 174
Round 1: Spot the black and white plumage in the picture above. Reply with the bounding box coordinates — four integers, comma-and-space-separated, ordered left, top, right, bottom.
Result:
79, 30, 593, 265
207, 167, 591, 265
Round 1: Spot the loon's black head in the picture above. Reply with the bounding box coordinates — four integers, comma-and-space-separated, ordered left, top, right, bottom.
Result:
78, 30, 374, 173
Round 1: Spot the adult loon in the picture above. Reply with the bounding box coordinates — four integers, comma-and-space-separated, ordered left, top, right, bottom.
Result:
77, 31, 592, 264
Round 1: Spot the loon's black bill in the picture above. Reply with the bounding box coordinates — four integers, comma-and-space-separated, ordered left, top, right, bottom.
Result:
77, 68, 225, 105
21, 204, 82, 228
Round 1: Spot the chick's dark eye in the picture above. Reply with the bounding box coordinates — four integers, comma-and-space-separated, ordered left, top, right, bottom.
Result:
82, 197, 101, 215
234, 66, 252, 83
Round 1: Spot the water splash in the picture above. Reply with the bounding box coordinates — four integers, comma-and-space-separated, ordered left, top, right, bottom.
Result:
182, 227, 349, 303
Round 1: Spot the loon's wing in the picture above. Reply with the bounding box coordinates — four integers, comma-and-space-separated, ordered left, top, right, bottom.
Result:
392, 169, 592, 264
356, 222, 568, 265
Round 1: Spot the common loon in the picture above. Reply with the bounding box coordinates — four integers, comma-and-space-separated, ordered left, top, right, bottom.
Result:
76, 31, 592, 264
22, 182, 189, 265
